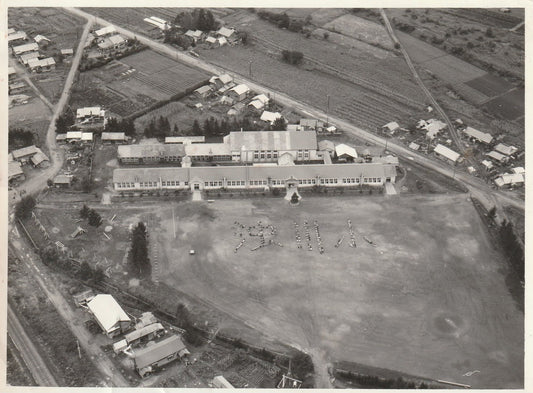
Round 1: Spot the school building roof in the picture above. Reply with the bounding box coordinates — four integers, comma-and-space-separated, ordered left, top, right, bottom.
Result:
118, 144, 186, 159
224, 130, 317, 152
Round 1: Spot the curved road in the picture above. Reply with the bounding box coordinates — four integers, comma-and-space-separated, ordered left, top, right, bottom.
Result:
7, 304, 58, 386
64, 7, 523, 214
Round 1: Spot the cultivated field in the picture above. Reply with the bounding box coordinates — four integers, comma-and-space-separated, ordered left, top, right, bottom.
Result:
323, 14, 394, 49
70, 50, 209, 118
142, 195, 523, 389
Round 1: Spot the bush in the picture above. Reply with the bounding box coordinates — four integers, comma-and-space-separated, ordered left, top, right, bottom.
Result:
281, 50, 304, 65
323, 31, 329, 40
292, 352, 314, 380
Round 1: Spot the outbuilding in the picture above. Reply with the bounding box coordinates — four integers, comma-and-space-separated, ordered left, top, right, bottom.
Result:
133, 335, 189, 377
335, 143, 358, 161
102, 132, 127, 143
462, 126, 493, 144
433, 143, 460, 164
87, 294, 131, 338
227, 84, 250, 102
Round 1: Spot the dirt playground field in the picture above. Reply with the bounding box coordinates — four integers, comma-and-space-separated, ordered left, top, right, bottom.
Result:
144, 194, 523, 389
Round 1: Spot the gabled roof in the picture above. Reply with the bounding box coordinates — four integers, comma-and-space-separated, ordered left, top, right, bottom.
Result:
19, 51, 40, 64
194, 85, 212, 95
260, 111, 282, 123
81, 132, 93, 141
226, 130, 317, 151
206, 36, 217, 43
335, 143, 358, 158
108, 34, 125, 45
248, 100, 264, 110
95, 25, 116, 36
252, 94, 269, 104
486, 150, 507, 162
8, 66, 16, 75
118, 144, 186, 159
481, 159, 493, 169
495, 173, 524, 186
300, 118, 323, 128
229, 83, 249, 96
11, 145, 38, 159
77, 106, 102, 118
67, 131, 83, 139
30, 149, 49, 166
61, 48, 74, 55
87, 294, 130, 332
383, 121, 400, 131
219, 74, 233, 84
318, 140, 335, 151
218, 37, 228, 46
34, 34, 50, 43
494, 143, 518, 156
217, 26, 235, 38
56, 133, 68, 141
185, 30, 203, 38
134, 335, 187, 369
102, 132, 126, 141
8, 31, 27, 41
434, 144, 460, 162
124, 323, 164, 344
8, 161, 23, 179
462, 126, 493, 144
512, 167, 525, 175
13, 42, 39, 55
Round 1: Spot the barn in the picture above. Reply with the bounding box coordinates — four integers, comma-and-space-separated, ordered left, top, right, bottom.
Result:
87, 294, 131, 338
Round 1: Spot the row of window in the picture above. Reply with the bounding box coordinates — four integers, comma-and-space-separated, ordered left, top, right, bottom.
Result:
192, 155, 231, 161
253, 150, 279, 160
161, 181, 188, 186
297, 179, 316, 185
206, 181, 224, 187
250, 180, 268, 186
320, 178, 338, 184
343, 178, 359, 184
363, 177, 382, 183
227, 180, 246, 186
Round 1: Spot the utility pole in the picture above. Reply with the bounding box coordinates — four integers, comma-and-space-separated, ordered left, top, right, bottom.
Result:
76, 339, 81, 359
326, 94, 330, 126
248, 60, 252, 78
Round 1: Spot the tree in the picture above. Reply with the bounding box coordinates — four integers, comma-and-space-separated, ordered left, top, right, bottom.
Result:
15, 195, 36, 220
175, 303, 191, 328
292, 352, 314, 380
92, 267, 106, 283
488, 206, 497, 220
323, 31, 329, 40
80, 204, 91, 219
281, 50, 304, 65
290, 192, 299, 204
78, 261, 93, 280
129, 222, 151, 278
192, 119, 202, 135
278, 13, 290, 29
81, 176, 93, 193
47, 179, 54, 187
485, 27, 494, 38
88, 209, 102, 227
173, 124, 179, 135
39, 246, 59, 266
272, 116, 287, 131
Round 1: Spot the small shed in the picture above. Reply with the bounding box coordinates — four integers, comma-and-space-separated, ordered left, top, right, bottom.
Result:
382, 121, 400, 133
102, 132, 126, 143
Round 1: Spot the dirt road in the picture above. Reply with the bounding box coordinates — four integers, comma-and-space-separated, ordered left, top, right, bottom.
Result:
7, 304, 58, 386
15, 19, 93, 198
63, 8, 523, 214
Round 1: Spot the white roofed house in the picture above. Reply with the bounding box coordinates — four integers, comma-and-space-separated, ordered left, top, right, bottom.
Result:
494, 143, 518, 157
30, 148, 50, 168
8, 31, 28, 46
13, 42, 39, 56
133, 335, 189, 378
260, 111, 282, 124
462, 126, 493, 145
486, 150, 508, 164
335, 143, 358, 162
87, 294, 132, 338
249, 94, 269, 111
11, 145, 39, 165
209, 73, 233, 90
34, 34, 51, 46
113, 322, 165, 353
102, 132, 127, 144
9, 161, 25, 184
76, 106, 106, 128
422, 119, 447, 140
66, 131, 83, 142
98, 34, 126, 53
81, 132, 94, 143
94, 25, 117, 37
19, 51, 40, 66
194, 84, 212, 99
433, 143, 460, 165
216, 26, 237, 43
218, 36, 228, 46
494, 173, 524, 188
382, 121, 400, 133
227, 84, 250, 102
27, 57, 56, 73
481, 159, 494, 171
185, 29, 203, 42
61, 48, 74, 56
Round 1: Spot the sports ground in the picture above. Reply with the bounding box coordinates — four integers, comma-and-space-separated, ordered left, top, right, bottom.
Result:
146, 194, 523, 388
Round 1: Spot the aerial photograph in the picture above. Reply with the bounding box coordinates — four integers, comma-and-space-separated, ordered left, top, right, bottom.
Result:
5, 5, 525, 390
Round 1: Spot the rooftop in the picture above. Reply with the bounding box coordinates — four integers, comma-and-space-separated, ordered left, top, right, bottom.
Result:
118, 144, 186, 158
102, 132, 126, 140
217, 26, 235, 38
13, 42, 39, 55
134, 335, 187, 369
11, 145, 38, 159
462, 126, 493, 144
95, 25, 116, 36
87, 294, 130, 332
434, 144, 460, 162
225, 130, 317, 152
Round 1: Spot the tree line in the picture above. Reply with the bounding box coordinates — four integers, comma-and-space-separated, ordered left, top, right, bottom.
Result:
129, 222, 151, 279
174, 8, 219, 32
9, 127, 34, 150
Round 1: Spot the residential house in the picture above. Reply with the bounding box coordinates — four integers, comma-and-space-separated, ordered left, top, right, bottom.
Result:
481, 159, 494, 171
94, 25, 117, 37
486, 150, 508, 164
113, 322, 165, 353
98, 34, 126, 54
8, 67, 17, 81
53, 174, 72, 188
11, 145, 39, 164
8, 161, 25, 184
102, 132, 127, 144
318, 140, 336, 158
27, 57, 56, 72
216, 26, 237, 43
81, 132, 94, 143
382, 121, 400, 133
512, 167, 525, 175
19, 51, 40, 66
260, 111, 282, 124
66, 131, 83, 142
462, 126, 493, 145
218, 37, 228, 46
143, 16, 170, 31
433, 143, 460, 164
335, 143, 358, 162
185, 30, 203, 42
227, 84, 250, 102
205, 36, 217, 46
133, 335, 189, 377
494, 143, 518, 156
34, 34, 51, 47
248, 94, 269, 111
13, 42, 39, 56
87, 294, 131, 338
194, 85, 212, 99
8, 31, 28, 46
30, 148, 49, 168
61, 48, 74, 57
56, 133, 68, 143
494, 173, 524, 188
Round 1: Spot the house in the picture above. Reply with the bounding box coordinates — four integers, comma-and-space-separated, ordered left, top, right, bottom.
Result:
8, 161, 25, 184
102, 132, 127, 143
209, 73, 233, 90
494, 143, 518, 156
318, 140, 336, 158
408, 142, 420, 151
494, 173, 524, 188
94, 25, 117, 37
66, 131, 83, 142
512, 167, 525, 175
56, 133, 68, 143
13, 42, 39, 56
34, 34, 51, 45
61, 48, 74, 56
260, 111, 282, 124
165, 136, 205, 144
382, 122, 400, 133
433, 143, 460, 164
81, 132, 94, 143
30, 148, 50, 168
8, 67, 17, 81
212, 375, 235, 389
300, 118, 324, 131
223, 130, 318, 163
185, 30, 203, 42
77, 106, 104, 121
462, 126, 493, 144
11, 145, 39, 164
249, 94, 269, 111
217, 27, 236, 41
335, 144, 358, 162
194, 85, 212, 99
27, 57, 56, 72
7, 27, 15, 35
53, 175, 72, 187
325, 125, 337, 134
218, 37, 228, 46
19, 51, 40, 66
87, 294, 131, 338
98, 34, 126, 53
227, 84, 250, 102
117, 144, 186, 164
481, 159, 494, 170
113, 322, 165, 353
113, 162, 398, 192
8, 31, 28, 45
133, 335, 189, 377
205, 36, 217, 46
143, 16, 170, 31
486, 150, 508, 164
422, 119, 447, 140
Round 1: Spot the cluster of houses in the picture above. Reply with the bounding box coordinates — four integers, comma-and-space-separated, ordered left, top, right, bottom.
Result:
112, 129, 398, 194
84, 25, 127, 56
8, 27, 73, 73
185, 26, 239, 47
55, 107, 108, 145
8, 145, 50, 185
76, 292, 189, 378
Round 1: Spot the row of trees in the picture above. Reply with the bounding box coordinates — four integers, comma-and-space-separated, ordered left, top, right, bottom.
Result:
106, 117, 136, 136
257, 11, 313, 34
15, 196, 37, 220
80, 204, 102, 227
144, 116, 178, 138
39, 245, 105, 283
129, 222, 151, 278
164, 28, 194, 50
55, 108, 76, 133
499, 219, 524, 280
174, 9, 219, 32
9, 127, 35, 150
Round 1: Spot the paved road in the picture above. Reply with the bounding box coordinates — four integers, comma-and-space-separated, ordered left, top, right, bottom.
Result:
7, 304, 58, 386
15, 20, 93, 198
64, 8, 524, 213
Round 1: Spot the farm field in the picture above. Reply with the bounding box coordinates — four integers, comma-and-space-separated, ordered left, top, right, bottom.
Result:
70, 50, 209, 118
465, 73, 514, 97
482, 88, 524, 121
323, 14, 394, 49
126, 194, 525, 389
9, 99, 51, 156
